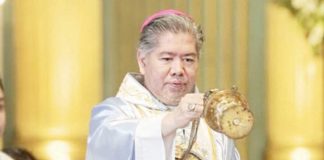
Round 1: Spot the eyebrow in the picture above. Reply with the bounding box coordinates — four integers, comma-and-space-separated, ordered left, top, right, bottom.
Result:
159, 52, 174, 56
183, 53, 198, 57
159, 52, 198, 57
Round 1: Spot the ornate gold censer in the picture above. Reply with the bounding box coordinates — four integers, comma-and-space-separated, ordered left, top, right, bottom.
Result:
177, 86, 254, 160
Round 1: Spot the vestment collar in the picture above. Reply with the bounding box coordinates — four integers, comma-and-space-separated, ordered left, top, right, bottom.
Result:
116, 73, 169, 111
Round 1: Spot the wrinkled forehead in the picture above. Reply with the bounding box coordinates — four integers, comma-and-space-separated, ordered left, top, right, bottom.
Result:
156, 31, 198, 50
152, 32, 198, 55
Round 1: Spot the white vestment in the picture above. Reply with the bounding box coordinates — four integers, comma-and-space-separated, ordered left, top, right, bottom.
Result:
0, 152, 13, 160
86, 73, 240, 160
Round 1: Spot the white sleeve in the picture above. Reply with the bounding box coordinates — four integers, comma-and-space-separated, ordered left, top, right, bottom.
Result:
135, 115, 166, 160
224, 136, 241, 160
0, 152, 14, 160
214, 132, 241, 160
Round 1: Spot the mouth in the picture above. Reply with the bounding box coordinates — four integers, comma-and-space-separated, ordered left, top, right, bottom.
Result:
167, 82, 186, 91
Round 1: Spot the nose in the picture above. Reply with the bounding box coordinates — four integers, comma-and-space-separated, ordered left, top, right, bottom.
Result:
170, 59, 184, 76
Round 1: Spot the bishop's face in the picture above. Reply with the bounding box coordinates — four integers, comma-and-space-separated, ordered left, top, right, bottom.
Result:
138, 32, 199, 106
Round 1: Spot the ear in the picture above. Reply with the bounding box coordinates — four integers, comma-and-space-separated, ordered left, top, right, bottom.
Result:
137, 50, 146, 74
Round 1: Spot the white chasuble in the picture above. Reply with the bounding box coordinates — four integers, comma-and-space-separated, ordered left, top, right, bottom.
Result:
86, 73, 240, 160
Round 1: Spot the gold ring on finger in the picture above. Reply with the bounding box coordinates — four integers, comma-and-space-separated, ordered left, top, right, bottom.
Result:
187, 103, 196, 112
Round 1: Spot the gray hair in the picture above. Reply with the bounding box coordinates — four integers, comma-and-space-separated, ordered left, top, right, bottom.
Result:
138, 14, 204, 56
